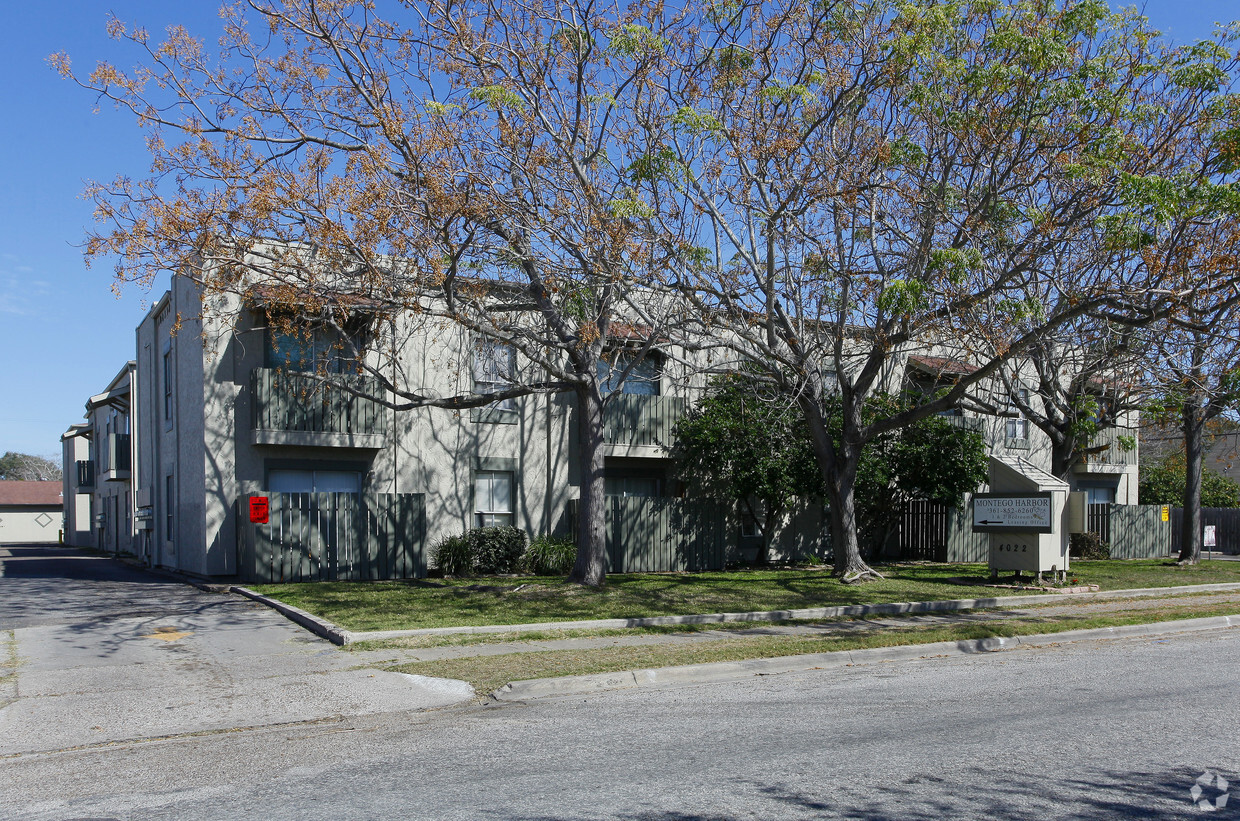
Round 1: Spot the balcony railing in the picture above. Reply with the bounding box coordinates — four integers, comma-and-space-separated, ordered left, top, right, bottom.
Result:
602, 394, 687, 449
939, 415, 986, 434
1080, 426, 1138, 468
76, 460, 95, 489
251, 367, 388, 442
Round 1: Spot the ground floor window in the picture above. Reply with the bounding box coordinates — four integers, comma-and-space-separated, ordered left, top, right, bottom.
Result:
268, 469, 363, 494
475, 470, 514, 527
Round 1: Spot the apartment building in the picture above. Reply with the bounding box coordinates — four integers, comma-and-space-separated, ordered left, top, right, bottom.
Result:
61, 271, 1139, 580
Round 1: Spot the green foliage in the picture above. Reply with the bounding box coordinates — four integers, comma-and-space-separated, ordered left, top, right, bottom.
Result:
521, 535, 578, 576
432, 534, 474, 576
470, 526, 528, 574
1139, 462, 1240, 508
432, 527, 529, 576
674, 378, 988, 558
467, 85, 526, 112
672, 373, 820, 547
1070, 531, 1111, 560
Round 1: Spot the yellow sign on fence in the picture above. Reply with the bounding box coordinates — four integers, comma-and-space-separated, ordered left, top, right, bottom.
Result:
1161, 505, 1170, 522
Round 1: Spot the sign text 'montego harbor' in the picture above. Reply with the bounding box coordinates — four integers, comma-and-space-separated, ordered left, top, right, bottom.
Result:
972, 493, 1054, 533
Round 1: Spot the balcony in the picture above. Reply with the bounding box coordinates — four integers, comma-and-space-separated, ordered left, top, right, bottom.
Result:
251, 368, 389, 449
100, 433, 131, 481
1074, 426, 1138, 473
75, 460, 95, 489
600, 394, 687, 457
939, 415, 986, 434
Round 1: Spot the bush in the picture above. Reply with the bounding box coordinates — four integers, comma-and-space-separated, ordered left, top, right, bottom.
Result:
521, 535, 577, 576
468, 526, 528, 574
1070, 531, 1111, 560
433, 534, 473, 576
432, 526, 529, 576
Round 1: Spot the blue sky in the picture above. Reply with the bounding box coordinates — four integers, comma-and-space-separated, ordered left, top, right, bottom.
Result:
0, 1, 1236, 459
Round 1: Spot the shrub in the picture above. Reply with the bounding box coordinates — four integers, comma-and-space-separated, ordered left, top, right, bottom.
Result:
433, 534, 473, 576
468, 526, 527, 574
1070, 532, 1111, 560
521, 535, 577, 576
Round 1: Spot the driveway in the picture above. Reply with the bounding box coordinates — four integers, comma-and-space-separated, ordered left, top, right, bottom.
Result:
0, 545, 472, 756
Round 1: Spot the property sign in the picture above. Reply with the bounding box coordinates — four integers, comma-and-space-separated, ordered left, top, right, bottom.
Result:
1205, 525, 1217, 547
1162, 505, 1170, 522
972, 493, 1054, 533
249, 496, 270, 524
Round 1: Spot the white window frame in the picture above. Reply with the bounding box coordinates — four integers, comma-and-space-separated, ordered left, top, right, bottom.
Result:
475, 470, 514, 528
1006, 388, 1030, 442
473, 339, 516, 411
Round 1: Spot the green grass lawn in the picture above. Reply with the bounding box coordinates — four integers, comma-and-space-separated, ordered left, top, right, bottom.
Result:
384, 598, 1240, 696
247, 558, 1240, 632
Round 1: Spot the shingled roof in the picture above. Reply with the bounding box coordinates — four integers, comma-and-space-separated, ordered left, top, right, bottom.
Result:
0, 481, 63, 507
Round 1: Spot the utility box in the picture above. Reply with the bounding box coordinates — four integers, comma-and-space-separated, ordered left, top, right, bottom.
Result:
975, 455, 1071, 577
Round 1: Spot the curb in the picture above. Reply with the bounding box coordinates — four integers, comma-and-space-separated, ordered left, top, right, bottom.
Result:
492, 614, 1240, 702
231, 586, 354, 646
336, 581, 1240, 643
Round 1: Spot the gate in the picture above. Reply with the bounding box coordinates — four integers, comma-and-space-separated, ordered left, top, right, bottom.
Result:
238, 492, 426, 583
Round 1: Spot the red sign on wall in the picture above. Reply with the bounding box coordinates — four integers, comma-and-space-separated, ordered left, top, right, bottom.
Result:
249, 496, 270, 524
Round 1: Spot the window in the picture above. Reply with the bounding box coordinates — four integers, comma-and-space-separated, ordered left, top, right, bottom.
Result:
604, 466, 665, 497
1006, 388, 1030, 441
598, 351, 660, 396
475, 471, 513, 527
268, 469, 363, 494
265, 324, 359, 374
162, 349, 173, 422
473, 339, 516, 411
165, 475, 174, 543
1084, 486, 1115, 505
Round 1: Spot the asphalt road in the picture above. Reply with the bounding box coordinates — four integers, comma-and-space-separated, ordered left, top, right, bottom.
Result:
3, 616, 1237, 819
0, 545, 472, 757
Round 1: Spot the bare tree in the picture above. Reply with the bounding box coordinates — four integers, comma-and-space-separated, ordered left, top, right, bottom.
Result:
0, 452, 61, 482
56, 0, 698, 586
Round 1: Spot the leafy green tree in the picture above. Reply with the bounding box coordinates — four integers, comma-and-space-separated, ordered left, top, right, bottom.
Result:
675, 383, 987, 562
672, 375, 820, 564
1139, 461, 1240, 509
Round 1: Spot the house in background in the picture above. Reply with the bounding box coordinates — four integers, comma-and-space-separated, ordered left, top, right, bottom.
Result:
0, 481, 63, 544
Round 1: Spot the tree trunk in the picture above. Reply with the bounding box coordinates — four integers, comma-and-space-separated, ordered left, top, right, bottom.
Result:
801, 398, 881, 582
568, 384, 608, 586
1179, 397, 1206, 565
1049, 433, 1077, 481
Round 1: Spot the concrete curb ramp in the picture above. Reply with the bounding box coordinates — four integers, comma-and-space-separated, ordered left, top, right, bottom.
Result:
492, 614, 1240, 702
232, 581, 1240, 646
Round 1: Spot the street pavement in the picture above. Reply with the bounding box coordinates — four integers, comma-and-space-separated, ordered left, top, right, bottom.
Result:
0, 545, 473, 757
3, 619, 1237, 819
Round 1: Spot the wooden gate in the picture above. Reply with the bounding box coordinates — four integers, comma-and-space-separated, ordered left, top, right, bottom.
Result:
238, 492, 426, 583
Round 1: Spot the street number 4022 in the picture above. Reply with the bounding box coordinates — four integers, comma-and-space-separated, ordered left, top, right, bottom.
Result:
995, 543, 1028, 553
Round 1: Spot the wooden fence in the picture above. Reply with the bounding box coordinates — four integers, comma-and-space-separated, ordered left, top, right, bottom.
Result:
900, 500, 1171, 562
1170, 508, 1240, 555
237, 492, 425, 583
897, 497, 987, 563
566, 497, 730, 572
1106, 504, 1172, 559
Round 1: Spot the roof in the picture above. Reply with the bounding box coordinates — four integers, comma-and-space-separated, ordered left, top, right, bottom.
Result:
0, 481, 63, 506
907, 355, 978, 377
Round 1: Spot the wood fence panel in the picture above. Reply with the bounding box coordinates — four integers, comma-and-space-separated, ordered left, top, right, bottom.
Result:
568, 497, 731, 573
1170, 508, 1240, 556
239, 492, 425, 583
1107, 504, 1171, 559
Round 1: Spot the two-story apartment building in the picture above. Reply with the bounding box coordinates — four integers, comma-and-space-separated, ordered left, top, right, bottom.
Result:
62, 270, 1139, 579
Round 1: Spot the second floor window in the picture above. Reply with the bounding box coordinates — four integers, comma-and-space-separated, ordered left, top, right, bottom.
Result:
1006, 388, 1031, 440
598, 351, 661, 396
266, 324, 360, 374
473, 339, 516, 410
163, 349, 173, 421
